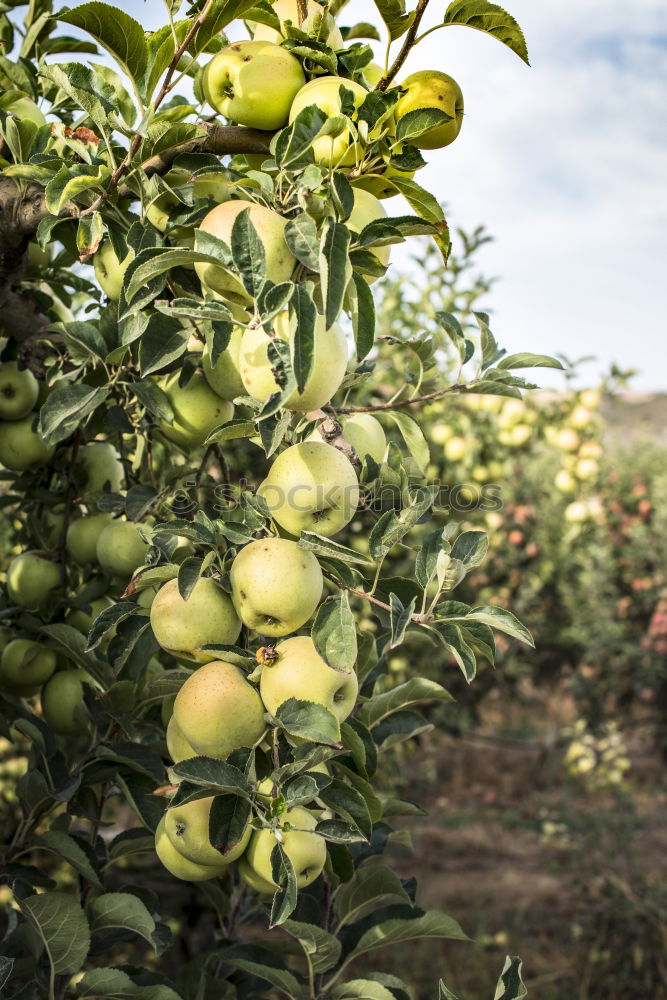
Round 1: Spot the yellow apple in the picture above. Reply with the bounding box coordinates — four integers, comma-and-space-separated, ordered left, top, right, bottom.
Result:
202, 327, 245, 401
242, 806, 326, 890
0, 415, 54, 471
166, 717, 197, 763
173, 660, 267, 759
238, 855, 275, 894
289, 76, 367, 167
579, 389, 601, 411
239, 311, 348, 411
260, 635, 358, 723
155, 816, 227, 882
430, 423, 453, 445
554, 469, 576, 494
362, 62, 384, 88
195, 200, 295, 304
96, 520, 149, 579
164, 795, 251, 866
78, 441, 125, 499
150, 577, 241, 663
444, 436, 466, 462
41, 669, 94, 736
93, 242, 131, 301
576, 458, 599, 481
554, 428, 580, 453
230, 538, 323, 637
569, 405, 594, 429
395, 71, 464, 149
65, 513, 113, 566
6, 552, 61, 610
341, 413, 386, 464
579, 440, 603, 460
157, 371, 234, 448
0, 363, 39, 420
508, 423, 532, 447
0, 639, 56, 695
258, 441, 359, 537
204, 40, 305, 131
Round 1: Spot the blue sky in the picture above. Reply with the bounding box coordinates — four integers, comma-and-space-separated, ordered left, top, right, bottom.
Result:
55, 0, 667, 389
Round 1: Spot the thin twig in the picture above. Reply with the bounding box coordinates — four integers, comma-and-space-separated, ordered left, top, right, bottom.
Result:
377, 0, 432, 91
322, 570, 429, 624
327, 382, 469, 414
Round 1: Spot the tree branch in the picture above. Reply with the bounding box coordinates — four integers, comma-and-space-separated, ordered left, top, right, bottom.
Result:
377, 0, 431, 91
326, 382, 470, 414
322, 570, 430, 624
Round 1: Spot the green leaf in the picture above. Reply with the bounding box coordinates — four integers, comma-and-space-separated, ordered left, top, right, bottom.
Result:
205, 418, 256, 444
388, 592, 415, 649
442, 0, 530, 65
359, 677, 453, 729
431, 623, 477, 682
31, 831, 103, 889
350, 272, 375, 361
39, 63, 119, 143
494, 956, 527, 999
38, 384, 110, 446
380, 410, 429, 473
20, 892, 90, 974
386, 176, 445, 226
291, 281, 317, 394
298, 532, 373, 566
467, 606, 534, 646
76, 967, 182, 1000
52, 320, 108, 363
312, 594, 357, 673
209, 793, 252, 856
282, 919, 342, 973
187, 0, 264, 57
58, 2, 148, 88
496, 352, 564, 370
285, 212, 320, 271
133, 379, 174, 423
332, 981, 395, 1000
320, 779, 372, 840
124, 248, 230, 306
396, 108, 452, 144
450, 530, 488, 568
371, 0, 414, 40
177, 556, 202, 601
222, 954, 304, 1000
351, 909, 468, 959
231, 206, 266, 299
274, 698, 341, 746
270, 842, 298, 926
320, 221, 352, 330
171, 756, 252, 796
333, 865, 410, 928
87, 892, 161, 952
0, 957, 13, 991
45, 161, 112, 215
138, 317, 189, 376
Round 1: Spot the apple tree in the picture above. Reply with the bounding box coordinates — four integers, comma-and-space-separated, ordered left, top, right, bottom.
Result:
1, 1, 540, 997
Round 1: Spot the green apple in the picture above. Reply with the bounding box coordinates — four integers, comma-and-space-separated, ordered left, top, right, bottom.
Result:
579, 440, 603, 460
173, 659, 266, 759
564, 501, 589, 524
157, 371, 234, 448
237, 854, 275, 894
289, 76, 367, 167
362, 62, 384, 88
430, 423, 453, 445
96, 520, 149, 579
554, 428, 580, 453
93, 241, 131, 301
395, 71, 464, 149
444, 436, 466, 462
0, 363, 39, 420
576, 457, 599, 480
65, 513, 113, 566
252, 0, 343, 48
66, 595, 115, 635
6, 552, 61, 610
0, 415, 55, 471
258, 441, 359, 537
0, 93, 46, 127
164, 795, 251, 867
579, 389, 601, 411
155, 815, 227, 882
569, 405, 594, 429
166, 716, 197, 763
497, 399, 527, 428
195, 199, 295, 304
204, 40, 305, 131
78, 441, 125, 499
256, 761, 329, 804
242, 805, 326, 890
230, 538, 323, 637
150, 577, 241, 663
260, 635, 358, 723
508, 423, 532, 447
341, 414, 386, 464
239, 311, 348, 411
554, 469, 576, 494
41, 669, 94, 736
38, 505, 65, 548
202, 326, 245, 401
0, 639, 57, 695
346, 187, 391, 281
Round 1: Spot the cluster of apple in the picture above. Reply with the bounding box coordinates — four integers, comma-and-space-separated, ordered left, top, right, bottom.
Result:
147, 535, 357, 886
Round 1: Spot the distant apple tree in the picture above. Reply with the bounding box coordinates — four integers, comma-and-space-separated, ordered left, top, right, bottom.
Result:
0, 1, 543, 998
